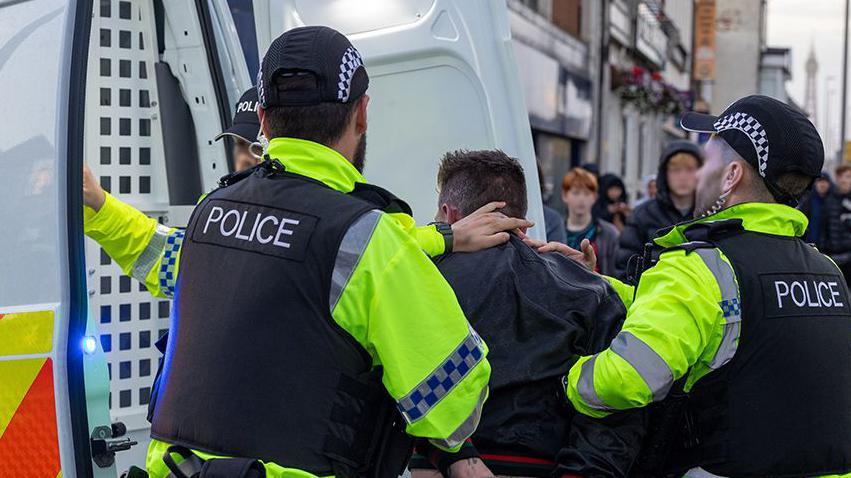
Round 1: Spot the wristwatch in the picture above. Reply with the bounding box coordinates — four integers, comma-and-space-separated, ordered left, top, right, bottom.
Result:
430, 222, 454, 254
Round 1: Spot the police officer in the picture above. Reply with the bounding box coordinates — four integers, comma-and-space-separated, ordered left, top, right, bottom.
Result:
135, 26, 499, 478
545, 95, 851, 477
214, 87, 263, 172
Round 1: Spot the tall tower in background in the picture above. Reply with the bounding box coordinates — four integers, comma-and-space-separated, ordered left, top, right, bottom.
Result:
805, 43, 819, 127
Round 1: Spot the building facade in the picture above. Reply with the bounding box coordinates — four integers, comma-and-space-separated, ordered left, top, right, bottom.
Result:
510, 0, 695, 207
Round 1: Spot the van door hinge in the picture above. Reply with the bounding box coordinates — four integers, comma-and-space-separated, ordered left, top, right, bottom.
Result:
91, 422, 138, 468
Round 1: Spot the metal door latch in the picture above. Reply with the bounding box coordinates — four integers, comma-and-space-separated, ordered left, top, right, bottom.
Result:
91, 422, 138, 468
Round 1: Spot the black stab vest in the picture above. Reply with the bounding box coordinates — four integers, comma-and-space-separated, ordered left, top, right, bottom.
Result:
668, 221, 851, 477
150, 163, 412, 478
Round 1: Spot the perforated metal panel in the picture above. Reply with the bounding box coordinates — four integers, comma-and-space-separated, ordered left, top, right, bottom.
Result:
84, 0, 171, 452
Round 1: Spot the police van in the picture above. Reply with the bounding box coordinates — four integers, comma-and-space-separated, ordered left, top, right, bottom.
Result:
0, 0, 542, 475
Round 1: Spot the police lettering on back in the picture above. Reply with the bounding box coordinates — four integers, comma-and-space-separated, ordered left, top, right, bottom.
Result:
774, 279, 845, 309
189, 199, 317, 261
203, 205, 298, 249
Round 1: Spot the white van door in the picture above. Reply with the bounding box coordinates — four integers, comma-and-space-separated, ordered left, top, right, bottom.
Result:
251, 0, 545, 237
0, 1, 122, 477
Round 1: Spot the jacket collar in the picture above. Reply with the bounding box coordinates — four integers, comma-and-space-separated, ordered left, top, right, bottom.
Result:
266, 137, 365, 193
654, 202, 809, 248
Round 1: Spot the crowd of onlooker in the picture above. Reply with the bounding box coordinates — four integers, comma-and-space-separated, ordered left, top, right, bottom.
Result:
541, 142, 851, 283
800, 164, 851, 280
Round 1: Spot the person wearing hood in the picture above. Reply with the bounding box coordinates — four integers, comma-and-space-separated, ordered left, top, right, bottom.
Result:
632, 174, 658, 208
592, 173, 630, 230
799, 172, 832, 249
615, 140, 703, 280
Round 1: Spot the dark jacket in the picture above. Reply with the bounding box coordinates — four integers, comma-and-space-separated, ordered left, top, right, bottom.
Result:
433, 235, 644, 477
593, 174, 628, 226
825, 189, 851, 261
799, 174, 832, 249
543, 204, 568, 243
615, 141, 703, 280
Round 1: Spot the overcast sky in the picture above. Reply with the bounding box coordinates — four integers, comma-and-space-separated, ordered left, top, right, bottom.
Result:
766, 0, 846, 155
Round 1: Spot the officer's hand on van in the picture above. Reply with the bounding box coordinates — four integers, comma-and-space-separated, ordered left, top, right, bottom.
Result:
83, 163, 106, 212
452, 201, 533, 252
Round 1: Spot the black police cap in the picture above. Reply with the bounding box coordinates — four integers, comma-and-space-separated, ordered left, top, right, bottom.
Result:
256, 26, 369, 108
681, 95, 824, 205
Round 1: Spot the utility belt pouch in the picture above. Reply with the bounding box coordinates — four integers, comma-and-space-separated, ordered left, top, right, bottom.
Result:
323, 369, 412, 478
366, 408, 414, 478
632, 378, 691, 477
163, 446, 265, 478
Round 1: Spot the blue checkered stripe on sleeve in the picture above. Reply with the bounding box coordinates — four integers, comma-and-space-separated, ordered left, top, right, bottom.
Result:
397, 329, 485, 424
720, 297, 741, 320
158, 229, 184, 298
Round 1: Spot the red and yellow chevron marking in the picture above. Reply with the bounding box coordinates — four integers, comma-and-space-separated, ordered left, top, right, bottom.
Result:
0, 359, 61, 477
0, 309, 60, 477
0, 310, 54, 356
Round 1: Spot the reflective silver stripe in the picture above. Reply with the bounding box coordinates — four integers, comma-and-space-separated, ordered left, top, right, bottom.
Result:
576, 355, 614, 411
130, 224, 171, 283
694, 248, 742, 370
429, 386, 487, 450
329, 210, 382, 313
611, 331, 674, 402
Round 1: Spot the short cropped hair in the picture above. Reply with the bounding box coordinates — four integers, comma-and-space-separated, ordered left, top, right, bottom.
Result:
715, 136, 812, 201
437, 150, 527, 218
837, 164, 851, 177
262, 74, 359, 146
562, 168, 598, 194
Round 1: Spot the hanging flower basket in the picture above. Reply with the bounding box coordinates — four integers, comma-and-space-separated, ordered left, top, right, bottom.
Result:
614, 65, 690, 115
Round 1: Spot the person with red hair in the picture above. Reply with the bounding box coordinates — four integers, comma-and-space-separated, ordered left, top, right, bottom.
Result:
561, 168, 620, 275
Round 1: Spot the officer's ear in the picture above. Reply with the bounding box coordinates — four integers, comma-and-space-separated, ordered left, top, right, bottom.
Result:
257, 106, 270, 139
722, 159, 748, 196
354, 95, 369, 136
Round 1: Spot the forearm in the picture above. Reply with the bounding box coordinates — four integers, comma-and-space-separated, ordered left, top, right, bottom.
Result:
84, 192, 180, 297
568, 253, 722, 417
387, 212, 446, 257
419, 440, 482, 477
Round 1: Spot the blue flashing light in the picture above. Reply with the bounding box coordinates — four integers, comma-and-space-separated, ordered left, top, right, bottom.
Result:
82, 335, 98, 355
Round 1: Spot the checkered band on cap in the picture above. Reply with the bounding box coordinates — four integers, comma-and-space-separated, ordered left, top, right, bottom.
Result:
337, 46, 363, 102
256, 68, 266, 107
713, 112, 770, 177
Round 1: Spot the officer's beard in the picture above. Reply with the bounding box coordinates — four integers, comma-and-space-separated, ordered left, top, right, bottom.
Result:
696, 190, 731, 219
352, 134, 367, 173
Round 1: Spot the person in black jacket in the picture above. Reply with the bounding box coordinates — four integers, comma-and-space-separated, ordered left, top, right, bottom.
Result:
799, 172, 832, 249
615, 140, 703, 280
411, 150, 645, 478
825, 164, 851, 281
592, 173, 630, 231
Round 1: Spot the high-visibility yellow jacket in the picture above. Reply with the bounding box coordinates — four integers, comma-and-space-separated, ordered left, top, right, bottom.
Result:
565, 202, 850, 478
85, 138, 490, 478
